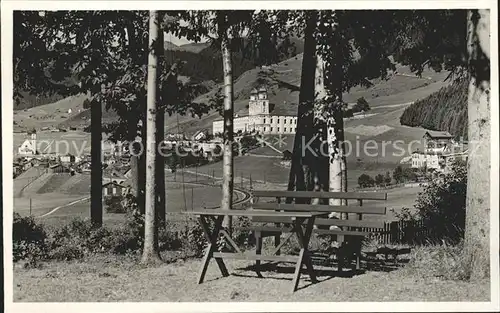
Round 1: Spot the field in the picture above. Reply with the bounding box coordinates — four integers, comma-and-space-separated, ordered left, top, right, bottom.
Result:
13, 169, 247, 228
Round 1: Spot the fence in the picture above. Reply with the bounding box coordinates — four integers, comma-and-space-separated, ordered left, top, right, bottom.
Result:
360, 219, 429, 245
168, 166, 274, 190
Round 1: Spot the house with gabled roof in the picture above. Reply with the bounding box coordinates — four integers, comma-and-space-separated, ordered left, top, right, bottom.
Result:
423, 130, 454, 152
102, 181, 130, 197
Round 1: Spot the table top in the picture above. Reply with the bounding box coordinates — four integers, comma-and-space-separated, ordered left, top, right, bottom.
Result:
184, 209, 329, 218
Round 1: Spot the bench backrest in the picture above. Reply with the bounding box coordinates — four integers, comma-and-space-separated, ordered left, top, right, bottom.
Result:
250, 190, 388, 229
252, 190, 387, 201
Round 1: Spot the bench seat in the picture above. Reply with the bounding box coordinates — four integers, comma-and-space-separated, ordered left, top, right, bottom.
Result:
243, 189, 389, 272
236, 225, 374, 237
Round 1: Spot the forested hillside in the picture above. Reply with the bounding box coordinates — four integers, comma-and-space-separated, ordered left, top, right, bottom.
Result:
164, 47, 256, 83
399, 79, 467, 139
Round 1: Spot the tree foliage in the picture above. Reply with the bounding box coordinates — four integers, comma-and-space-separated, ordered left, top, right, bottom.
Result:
353, 97, 370, 113
393, 165, 404, 184
14, 10, 214, 142
374, 173, 385, 186
358, 173, 375, 188
405, 161, 467, 243
391, 10, 468, 78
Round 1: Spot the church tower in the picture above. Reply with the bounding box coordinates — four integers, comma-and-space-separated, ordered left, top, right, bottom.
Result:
30, 131, 37, 154
248, 86, 269, 116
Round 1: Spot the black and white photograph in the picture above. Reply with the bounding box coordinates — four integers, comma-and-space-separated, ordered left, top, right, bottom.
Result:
1, 1, 498, 311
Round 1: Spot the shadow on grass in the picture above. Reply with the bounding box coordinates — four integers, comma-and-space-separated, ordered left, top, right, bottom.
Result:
234, 262, 363, 279
231, 262, 362, 291
234, 255, 409, 277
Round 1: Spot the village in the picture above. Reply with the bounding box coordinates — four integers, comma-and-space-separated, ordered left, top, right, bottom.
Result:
14, 87, 469, 203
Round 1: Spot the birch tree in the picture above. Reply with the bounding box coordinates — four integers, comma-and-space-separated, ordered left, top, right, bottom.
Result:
141, 10, 162, 263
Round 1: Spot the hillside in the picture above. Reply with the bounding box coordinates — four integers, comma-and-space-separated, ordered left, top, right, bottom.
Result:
399, 79, 468, 139
163, 37, 304, 83
165, 53, 451, 135
14, 38, 304, 131
13, 94, 89, 132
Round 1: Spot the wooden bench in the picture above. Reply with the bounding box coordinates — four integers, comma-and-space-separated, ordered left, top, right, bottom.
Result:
246, 190, 388, 272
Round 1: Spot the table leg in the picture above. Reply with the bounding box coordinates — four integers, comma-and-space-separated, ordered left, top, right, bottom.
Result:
255, 231, 263, 278
291, 248, 305, 292
297, 217, 318, 282
291, 217, 318, 292
197, 215, 229, 284
302, 217, 318, 282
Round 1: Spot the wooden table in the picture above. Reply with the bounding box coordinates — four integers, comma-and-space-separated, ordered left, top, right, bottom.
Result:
184, 209, 329, 292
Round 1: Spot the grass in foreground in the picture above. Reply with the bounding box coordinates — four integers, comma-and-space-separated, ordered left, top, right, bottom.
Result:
13, 252, 489, 302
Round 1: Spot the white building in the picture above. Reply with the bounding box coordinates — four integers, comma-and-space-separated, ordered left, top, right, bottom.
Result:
18, 131, 37, 155
411, 130, 468, 173
212, 87, 297, 136
192, 130, 207, 141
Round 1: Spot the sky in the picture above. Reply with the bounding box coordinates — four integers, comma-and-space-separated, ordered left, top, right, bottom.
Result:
165, 32, 208, 46
164, 18, 211, 46
166, 35, 191, 46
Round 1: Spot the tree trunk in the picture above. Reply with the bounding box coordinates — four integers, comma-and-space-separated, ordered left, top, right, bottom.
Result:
131, 153, 139, 196
127, 19, 144, 209
129, 116, 141, 198
156, 19, 166, 227
326, 109, 342, 211
90, 98, 102, 227
313, 53, 329, 206
141, 10, 161, 264
315, 50, 343, 220
220, 22, 234, 234
287, 11, 318, 204
463, 9, 490, 280
156, 106, 166, 227
138, 131, 147, 213
337, 110, 349, 218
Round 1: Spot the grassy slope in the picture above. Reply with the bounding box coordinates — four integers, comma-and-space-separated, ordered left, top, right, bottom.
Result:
13, 94, 89, 132
36, 173, 72, 194
13, 167, 46, 197
14, 169, 242, 228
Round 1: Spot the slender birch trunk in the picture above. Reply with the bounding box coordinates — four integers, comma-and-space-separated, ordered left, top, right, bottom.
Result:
138, 128, 147, 213
141, 10, 161, 263
220, 20, 234, 234
155, 18, 166, 227
463, 9, 490, 280
315, 51, 342, 218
